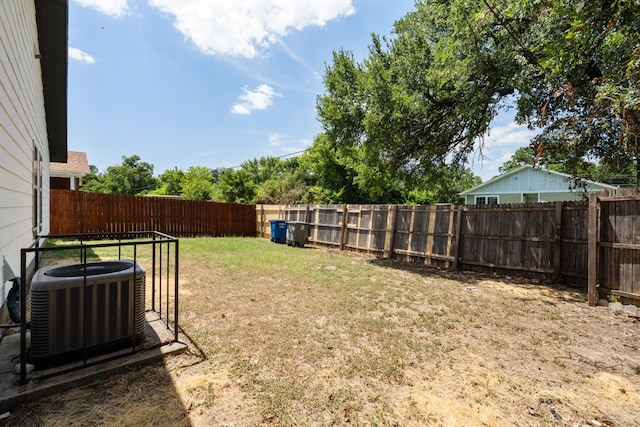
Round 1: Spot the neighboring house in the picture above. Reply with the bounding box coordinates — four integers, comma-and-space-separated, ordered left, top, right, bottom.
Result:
1, 1, 68, 313
50, 151, 90, 190
460, 165, 618, 205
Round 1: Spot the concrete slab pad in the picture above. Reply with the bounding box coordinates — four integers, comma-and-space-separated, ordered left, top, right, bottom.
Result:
0, 311, 186, 413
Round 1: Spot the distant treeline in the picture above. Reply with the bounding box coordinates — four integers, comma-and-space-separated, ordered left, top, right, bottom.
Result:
81, 147, 481, 205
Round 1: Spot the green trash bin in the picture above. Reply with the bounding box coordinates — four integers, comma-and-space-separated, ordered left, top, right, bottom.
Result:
286, 222, 307, 248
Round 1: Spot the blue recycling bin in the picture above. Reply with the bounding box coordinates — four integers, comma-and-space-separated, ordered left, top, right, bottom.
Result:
269, 219, 287, 244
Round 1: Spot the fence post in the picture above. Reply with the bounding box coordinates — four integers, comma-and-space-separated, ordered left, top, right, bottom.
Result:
445, 204, 456, 268
340, 204, 348, 251
553, 201, 562, 279
453, 205, 464, 269
383, 205, 397, 259
407, 206, 416, 255
262, 205, 267, 238
312, 206, 320, 243
588, 193, 598, 306
304, 204, 310, 242
425, 206, 437, 265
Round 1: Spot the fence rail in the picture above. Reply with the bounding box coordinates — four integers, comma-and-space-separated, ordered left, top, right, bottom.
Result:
50, 190, 256, 237
258, 197, 640, 307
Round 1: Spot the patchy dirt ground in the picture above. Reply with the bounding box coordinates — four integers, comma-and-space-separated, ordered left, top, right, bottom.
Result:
5, 239, 640, 426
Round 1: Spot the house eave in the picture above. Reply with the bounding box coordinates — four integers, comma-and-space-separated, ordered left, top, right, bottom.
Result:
35, 0, 68, 163
50, 172, 87, 178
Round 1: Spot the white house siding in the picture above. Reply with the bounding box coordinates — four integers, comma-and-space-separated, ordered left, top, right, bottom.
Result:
497, 193, 521, 204
467, 192, 586, 204
539, 192, 586, 203
0, 0, 50, 303
462, 165, 617, 205
479, 168, 576, 194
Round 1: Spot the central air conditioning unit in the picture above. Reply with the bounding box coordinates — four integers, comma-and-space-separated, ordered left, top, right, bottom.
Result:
30, 260, 146, 368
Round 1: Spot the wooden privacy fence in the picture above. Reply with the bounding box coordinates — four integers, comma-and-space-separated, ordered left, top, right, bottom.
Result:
50, 190, 256, 237
257, 197, 640, 307
594, 193, 640, 307
256, 205, 287, 239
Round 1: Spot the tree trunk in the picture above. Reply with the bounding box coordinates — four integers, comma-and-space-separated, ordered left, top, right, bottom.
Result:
624, 108, 640, 191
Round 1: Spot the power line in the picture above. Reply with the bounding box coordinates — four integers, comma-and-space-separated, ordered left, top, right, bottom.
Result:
225, 149, 309, 170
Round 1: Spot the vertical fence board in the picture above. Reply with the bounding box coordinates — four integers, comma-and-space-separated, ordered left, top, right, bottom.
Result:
393, 206, 410, 254
383, 205, 397, 259
588, 193, 598, 306
553, 202, 562, 277
634, 200, 640, 299
453, 206, 463, 269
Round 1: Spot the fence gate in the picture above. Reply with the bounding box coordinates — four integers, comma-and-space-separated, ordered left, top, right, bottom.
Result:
590, 193, 640, 306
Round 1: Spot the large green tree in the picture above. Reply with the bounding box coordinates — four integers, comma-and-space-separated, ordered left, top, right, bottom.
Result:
82, 155, 158, 196
217, 168, 256, 204
317, 1, 516, 184
241, 157, 288, 185
317, 0, 640, 189
255, 170, 308, 205
404, 165, 481, 204
153, 168, 185, 196
296, 134, 367, 203
181, 167, 215, 201
81, 165, 106, 193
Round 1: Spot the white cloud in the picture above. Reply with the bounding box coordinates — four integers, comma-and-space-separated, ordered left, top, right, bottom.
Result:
68, 47, 96, 64
231, 85, 281, 115
485, 122, 538, 147
148, 0, 356, 58
72, 0, 129, 18
470, 122, 539, 181
268, 133, 283, 147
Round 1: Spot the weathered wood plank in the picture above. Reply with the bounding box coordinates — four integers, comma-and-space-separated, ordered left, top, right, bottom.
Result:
588, 193, 598, 306
393, 248, 455, 262
553, 202, 562, 277
599, 242, 640, 250
461, 260, 554, 274
383, 205, 397, 259
453, 205, 463, 269
610, 289, 640, 300
425, 206, 437, 264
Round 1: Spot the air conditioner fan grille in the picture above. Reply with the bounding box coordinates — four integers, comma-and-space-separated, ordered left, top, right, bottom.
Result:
44, 261, 133, 277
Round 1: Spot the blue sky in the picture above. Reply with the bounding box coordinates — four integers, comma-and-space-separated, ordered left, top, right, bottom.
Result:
68, 0, 537, 182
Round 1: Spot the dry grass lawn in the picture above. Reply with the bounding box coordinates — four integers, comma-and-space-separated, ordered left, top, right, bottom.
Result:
5, 237, 640, 426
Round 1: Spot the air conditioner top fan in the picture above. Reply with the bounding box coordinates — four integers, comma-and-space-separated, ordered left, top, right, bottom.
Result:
33, 260, 144, 289
44, 260, 134, 278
